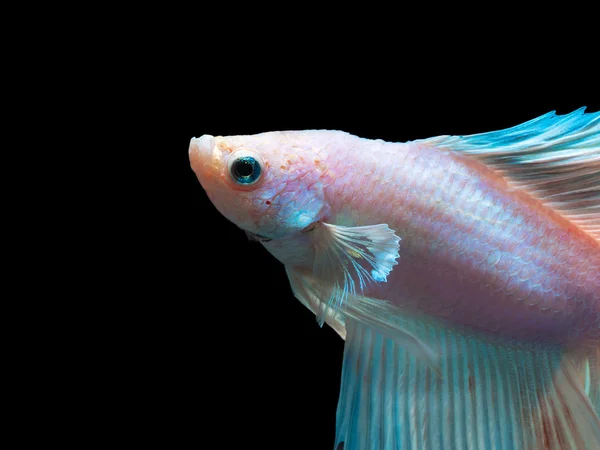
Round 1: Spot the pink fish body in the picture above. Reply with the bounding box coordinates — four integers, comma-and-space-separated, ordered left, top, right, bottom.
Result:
190, 109, 600, 449
321, 135, 599, 344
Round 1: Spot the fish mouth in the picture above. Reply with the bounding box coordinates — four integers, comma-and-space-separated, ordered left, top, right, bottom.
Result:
189, 134, 214, 159
189, 134, 215, 180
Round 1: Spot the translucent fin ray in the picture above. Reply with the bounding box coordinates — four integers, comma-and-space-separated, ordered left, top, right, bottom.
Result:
285, 266, 348, 339
421, 107, 600, 240
574, 346, 600, 417
285, 268, 439, 367
335, 319, 600, 450
311, 222, 400, 326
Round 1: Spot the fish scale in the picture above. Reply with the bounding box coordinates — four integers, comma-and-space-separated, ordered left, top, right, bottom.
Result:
309, 136, 600, 344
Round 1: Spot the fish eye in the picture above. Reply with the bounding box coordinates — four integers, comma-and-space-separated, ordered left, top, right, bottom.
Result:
231, 157, 259, 182
228, 149, 264, 186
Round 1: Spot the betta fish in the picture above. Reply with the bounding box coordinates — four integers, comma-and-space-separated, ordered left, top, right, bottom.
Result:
189, 108, 600, 450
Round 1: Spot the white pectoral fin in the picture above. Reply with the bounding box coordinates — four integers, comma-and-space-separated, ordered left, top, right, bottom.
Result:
310, 222, 401, 326
335, 319, 600, 450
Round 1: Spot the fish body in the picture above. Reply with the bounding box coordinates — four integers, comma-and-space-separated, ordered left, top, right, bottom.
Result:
270, 132, 599, 344
190, 109, 600, 449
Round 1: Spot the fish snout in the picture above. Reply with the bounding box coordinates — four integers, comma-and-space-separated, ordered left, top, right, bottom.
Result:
189, 134, 215, 179
189, 134, 214, 159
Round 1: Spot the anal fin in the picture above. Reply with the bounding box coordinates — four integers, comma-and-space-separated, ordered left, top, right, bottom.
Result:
335, 319, 600, 450
574, 346, 600, 417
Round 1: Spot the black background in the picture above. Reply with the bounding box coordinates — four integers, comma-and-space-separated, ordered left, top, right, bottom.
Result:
129, 52, 599, 449
18, 8, 598, 447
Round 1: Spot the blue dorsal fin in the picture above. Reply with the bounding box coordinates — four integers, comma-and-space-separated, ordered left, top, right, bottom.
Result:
421, 107, 600, 240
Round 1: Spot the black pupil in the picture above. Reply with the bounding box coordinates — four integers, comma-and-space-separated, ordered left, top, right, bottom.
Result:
233, 159, 254, 178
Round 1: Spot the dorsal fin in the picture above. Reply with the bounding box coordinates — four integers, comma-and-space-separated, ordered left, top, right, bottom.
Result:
420, 107, 600, 240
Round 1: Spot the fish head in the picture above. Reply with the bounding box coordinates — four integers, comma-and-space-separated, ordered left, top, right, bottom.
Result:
189, 131, 330, 241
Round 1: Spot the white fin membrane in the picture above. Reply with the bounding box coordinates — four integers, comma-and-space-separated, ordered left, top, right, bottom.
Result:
311, 222, 401, 326
286, 266, 348, 339
286, 268, 438, 368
